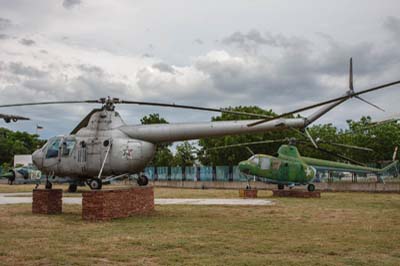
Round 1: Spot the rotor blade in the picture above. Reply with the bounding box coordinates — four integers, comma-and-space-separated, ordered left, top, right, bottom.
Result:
120, 100, 272, 119
301, 142, 367, 166
206, 139, 288, 151
354, 96, 385, 112
304, 128, 318, 149
0, 100, 96, 108
349, 58, 354, 91
245, 146, 255, 155
247, 79, 400, 127
317, 141, 374, 152
0, 99, 272, 119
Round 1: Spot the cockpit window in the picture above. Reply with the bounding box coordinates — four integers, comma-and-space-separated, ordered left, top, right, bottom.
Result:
260, 157, 271, 170
62, 139, 76, 156
46, 138, 61, 158
249, 156, 260, 165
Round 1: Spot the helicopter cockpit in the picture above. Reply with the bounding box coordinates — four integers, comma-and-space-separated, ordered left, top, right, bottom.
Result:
42, 137, 77, 159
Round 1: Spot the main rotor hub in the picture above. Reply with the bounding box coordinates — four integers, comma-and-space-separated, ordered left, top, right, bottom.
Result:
99, 96, 121, 111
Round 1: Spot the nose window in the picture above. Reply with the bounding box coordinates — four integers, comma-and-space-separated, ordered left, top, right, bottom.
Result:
46, 138, 61, 158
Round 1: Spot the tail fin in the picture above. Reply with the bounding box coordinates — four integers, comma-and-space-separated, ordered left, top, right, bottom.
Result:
381, 160, 399, 173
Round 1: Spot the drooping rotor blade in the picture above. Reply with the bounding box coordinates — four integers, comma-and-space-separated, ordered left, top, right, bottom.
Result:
206, 139, 288, 151
0, 98, 272, 119
120, 100, 272, 119
290, 127, 373, 152
247, 79, 400, 127
354, 96, 385, 111
393, 146, 398, 161
349, 58, 354, 91
304, 128, 318, 149
316, 141, 374, 152
300, 142, 367, 166
0, 100, 96, 108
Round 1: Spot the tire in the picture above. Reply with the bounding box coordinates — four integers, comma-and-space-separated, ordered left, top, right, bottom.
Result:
137, 175, 149, 186
307, 184, 315, 192
68, 184, 78, 193
277, 184, 284, 190
88, 178, 102, 190
45, 181, 52, 189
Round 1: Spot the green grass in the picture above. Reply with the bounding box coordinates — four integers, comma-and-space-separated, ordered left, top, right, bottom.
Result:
0, 189, 399, 265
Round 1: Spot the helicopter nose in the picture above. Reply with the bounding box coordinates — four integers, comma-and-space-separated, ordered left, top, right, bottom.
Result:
32, 149, 43, 169
238, 161, 248, 172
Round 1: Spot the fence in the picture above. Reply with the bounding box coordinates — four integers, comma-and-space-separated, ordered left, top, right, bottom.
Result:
143, 166, 248, 182
141, 165, 399, 183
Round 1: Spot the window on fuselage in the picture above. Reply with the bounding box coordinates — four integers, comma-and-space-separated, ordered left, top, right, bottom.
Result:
46, 138, 61, 158
260, 157, 271, 170
250, 156, 260, 165
62, 139, 76, 156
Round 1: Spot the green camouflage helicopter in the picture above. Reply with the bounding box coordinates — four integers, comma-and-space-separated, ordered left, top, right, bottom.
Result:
209, 138, 399, 192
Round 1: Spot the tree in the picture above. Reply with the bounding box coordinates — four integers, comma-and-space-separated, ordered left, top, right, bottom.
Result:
140, 113, 174, 166
0, 127, 46, 165
198, 106, 298, 165
173, 141, 196, 166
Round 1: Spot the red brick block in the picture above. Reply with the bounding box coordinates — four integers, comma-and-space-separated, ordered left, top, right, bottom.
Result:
272, 190, 321, 198
82, 186, 154, 221
239, 188, 258, 198
32, 189, 62, 214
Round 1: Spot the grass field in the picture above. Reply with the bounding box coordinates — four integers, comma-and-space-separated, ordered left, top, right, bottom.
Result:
0, 187, 399, 266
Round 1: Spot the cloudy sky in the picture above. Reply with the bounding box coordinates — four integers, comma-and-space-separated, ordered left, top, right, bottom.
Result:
0, 0, 400, 139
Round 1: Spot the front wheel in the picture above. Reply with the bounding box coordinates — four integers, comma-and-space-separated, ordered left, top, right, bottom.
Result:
307, 184, 315, 192
88, 178, 102, 190
137, 175, 149, 186
45, 180, 52, 189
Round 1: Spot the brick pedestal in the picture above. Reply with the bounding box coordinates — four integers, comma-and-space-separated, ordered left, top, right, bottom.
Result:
272, 190, 321, 198
82, 186, 154, 221
32, 189, 62, 214
239, 188, 258, 198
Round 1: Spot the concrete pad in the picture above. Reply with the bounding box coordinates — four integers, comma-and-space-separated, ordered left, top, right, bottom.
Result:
155, 198, 273, 206
0, 193, 273, 206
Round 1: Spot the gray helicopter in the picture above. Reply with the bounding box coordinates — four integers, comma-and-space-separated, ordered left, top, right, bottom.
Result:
1, 59, 399, 192
0, 113, 30, 123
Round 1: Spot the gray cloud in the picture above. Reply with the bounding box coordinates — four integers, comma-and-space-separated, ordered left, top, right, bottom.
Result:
0, 34, 10, 40
19, 38, 36, 46
0, 17, 12, 30
7, 62, 47, 78
152, 62, 176, 74
384, 16, 400, 41
194, 39, 204, 45
222, 30, 309, 52
63, 0, 81, 9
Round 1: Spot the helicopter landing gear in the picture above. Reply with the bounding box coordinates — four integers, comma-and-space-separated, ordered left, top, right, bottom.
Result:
68, 183, 78, 193
45, 180, 52, 189
307, 184, 315, 192
277, 184, 284, 190
88, 178, 102, 190
137, 175, 149, 186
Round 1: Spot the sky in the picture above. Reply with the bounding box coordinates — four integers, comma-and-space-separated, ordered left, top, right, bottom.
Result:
0, 0, 400, 140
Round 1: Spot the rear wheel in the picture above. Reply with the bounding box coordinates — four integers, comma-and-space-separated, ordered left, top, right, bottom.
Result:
277, 184, 284, 190
88, 178, 102, 190
307, 184, 315, 192
68, 184, 78, 193
137, 175, 149, 186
